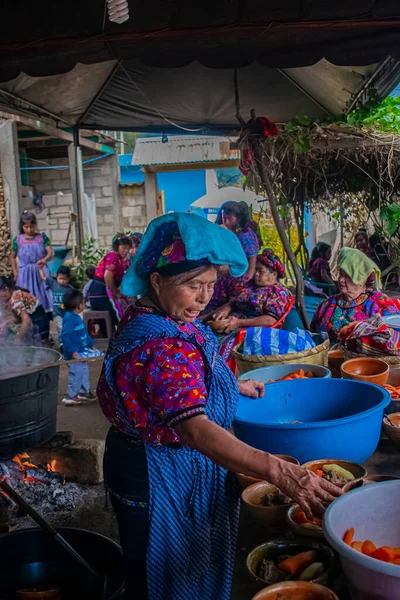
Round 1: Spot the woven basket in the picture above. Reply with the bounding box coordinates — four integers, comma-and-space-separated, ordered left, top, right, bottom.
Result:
233, 333, 330, 376
343, 348, 400, 368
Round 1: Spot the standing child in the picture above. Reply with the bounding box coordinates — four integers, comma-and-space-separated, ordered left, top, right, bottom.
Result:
39, 265, 72, 346
61, 289, 97, 406
10, 211, 54, 313
82, 265, 96, 307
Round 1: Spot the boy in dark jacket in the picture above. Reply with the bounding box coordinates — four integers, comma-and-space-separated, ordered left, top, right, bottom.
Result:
61, 289, 97, 406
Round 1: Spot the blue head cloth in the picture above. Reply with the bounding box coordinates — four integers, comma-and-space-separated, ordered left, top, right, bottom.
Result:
121, 212, 248, 297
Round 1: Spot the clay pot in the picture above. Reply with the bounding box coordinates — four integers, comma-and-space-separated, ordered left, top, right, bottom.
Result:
328, 348, 345, 378
382, 412, 400, 448
340, 357, 389, 386
286, 504, 323, 539
343, 473, 400, 493
236, 454, 300, 489
301, 459, 367, 486
241, 482, 294, 526
387, 369, 400, 387
17, 590, 61, 600
252, 581, 339, 600
247, 539, 335, 589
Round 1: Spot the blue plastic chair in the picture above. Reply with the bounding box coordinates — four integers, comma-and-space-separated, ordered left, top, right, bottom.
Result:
283, 296, 323, 331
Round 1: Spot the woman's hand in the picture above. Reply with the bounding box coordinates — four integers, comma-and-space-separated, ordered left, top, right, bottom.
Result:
238, 379, 265, 398
270, 457, 343, 519
224, 315, 241, 333
37, 259, 45, 268
213, 303, 232, 321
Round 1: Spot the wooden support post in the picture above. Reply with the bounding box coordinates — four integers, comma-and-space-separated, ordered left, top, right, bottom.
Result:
68, 132, 84, 255
249, 110, 310, 329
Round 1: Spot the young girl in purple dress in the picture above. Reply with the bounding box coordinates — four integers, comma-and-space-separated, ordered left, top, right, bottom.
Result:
10, 212, 54, 313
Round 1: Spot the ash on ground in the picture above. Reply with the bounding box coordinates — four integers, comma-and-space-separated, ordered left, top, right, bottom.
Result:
1, 459, 86, 522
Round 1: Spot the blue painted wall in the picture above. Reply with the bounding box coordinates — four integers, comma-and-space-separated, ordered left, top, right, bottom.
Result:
157, 170, 206, 213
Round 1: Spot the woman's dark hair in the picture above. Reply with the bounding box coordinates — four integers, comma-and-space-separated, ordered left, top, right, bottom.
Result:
86, 265, 96, 279
112, 235, 133, 252
0, 275, 16, 291
19, 211, 37, 233
355, 231, 369, 243
57, 265, 70, 278
63, 289, 83, 311
215, 201, 250, 230
309, 242, 331, 268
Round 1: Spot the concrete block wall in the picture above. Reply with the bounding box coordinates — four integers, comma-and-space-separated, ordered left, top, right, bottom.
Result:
20, 191, 73, 245
23, 155, 148, 247
25, 154, 122, 247
119, 184, 147, 233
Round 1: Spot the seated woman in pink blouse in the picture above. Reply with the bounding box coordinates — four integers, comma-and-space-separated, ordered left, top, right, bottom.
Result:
213, 249, 293, 333
88, 234, 132, 321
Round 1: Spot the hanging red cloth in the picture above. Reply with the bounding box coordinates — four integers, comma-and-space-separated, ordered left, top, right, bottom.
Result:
239, 117, 279, 175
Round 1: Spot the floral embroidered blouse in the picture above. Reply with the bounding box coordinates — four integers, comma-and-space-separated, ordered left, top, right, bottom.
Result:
94, 251, 130, 287
311, 289, 400, 342
97, 305, 210, 446
234, 283, 292, 321
9, 289, 39, 316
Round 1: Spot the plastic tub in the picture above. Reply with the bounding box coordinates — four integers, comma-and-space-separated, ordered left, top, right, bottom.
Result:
323, 481, 400, 600
382, 314, 400, 332
238, 363, 331, 383
233, 379, 390, 464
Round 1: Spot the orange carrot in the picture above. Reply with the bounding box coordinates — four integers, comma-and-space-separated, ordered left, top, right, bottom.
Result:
392, 558, 400, 566
315, 469, 324, 477
370, 547, 397, 563
351, 541, 363, 552
278, 550, 317, 576
362, 540, 377, 556
343, 528, 355, 546
292, 511, 322, 527
292, 511, 308, 525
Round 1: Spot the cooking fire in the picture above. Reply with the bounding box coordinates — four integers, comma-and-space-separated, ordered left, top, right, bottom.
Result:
0, 452, 85, 524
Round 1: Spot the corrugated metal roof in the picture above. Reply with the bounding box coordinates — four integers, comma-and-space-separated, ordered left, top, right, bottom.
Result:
132, 136, 239, 167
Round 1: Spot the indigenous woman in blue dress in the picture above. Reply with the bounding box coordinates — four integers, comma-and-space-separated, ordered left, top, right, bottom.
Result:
97, 214, 340, 600
10, 212, 54, 313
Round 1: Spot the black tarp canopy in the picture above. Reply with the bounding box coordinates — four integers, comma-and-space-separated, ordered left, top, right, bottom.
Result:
1, 1, 400, 130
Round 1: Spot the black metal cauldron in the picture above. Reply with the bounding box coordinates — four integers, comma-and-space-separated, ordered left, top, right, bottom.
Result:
0, 527, 124, 600
0, 347, 61, 459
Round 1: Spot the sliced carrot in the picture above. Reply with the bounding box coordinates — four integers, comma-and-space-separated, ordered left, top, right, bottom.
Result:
292, 511, 308, 525
361, 540, 377, 556
315, 469, 324, 477
351, 541, 363, 552
343, 528, 355, 546
292, 511, 322, 527
278, 550, 317, 576
370, 547, 396, 563
392, 558, 400, 565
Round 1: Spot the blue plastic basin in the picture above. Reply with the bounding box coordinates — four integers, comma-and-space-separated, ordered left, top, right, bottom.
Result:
233, 379, 390, 464
238, 363, 331, 382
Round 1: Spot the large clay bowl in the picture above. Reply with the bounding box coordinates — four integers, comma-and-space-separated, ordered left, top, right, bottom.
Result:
302, 459, 367, 486
343, 474, 400, 493
241, 482, 294, 526
237, 454, 300, 489
382, 412, 400, 448
252, 581, 339, 600
341, 357, 389, 386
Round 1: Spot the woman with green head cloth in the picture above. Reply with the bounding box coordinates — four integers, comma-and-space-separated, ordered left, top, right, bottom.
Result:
97, 212, 341, 600
311, 247, 399, 342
